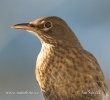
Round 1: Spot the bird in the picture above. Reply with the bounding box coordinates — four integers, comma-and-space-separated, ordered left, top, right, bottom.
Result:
12, 16, 109, 100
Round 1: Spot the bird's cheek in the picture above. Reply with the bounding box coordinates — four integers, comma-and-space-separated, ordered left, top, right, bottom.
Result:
41, 28, 51, 32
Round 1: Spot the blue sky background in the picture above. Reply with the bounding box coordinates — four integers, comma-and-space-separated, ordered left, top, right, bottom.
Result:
0, 0, 110, 100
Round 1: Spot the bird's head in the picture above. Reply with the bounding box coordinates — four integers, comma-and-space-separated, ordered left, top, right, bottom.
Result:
12, 16, 82, 47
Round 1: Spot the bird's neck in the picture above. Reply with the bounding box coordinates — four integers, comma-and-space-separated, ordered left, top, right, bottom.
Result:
41, 38, 83, 50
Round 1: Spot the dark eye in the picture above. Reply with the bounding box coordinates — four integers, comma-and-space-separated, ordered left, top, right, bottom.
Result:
44, 22, 52, 28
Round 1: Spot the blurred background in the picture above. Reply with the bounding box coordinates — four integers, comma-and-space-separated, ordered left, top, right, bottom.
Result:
0, 0, 110, 100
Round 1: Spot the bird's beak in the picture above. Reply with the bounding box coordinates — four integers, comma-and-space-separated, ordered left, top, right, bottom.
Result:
12, 23, 36, 31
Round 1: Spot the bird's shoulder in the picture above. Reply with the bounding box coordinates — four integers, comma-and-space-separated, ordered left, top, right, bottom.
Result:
77, 49, 109, 95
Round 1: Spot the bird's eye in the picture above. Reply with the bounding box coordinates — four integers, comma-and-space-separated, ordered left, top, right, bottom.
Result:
44, 21, 52, 28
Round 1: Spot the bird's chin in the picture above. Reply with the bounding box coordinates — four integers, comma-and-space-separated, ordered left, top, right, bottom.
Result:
27, 30, 38, 36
